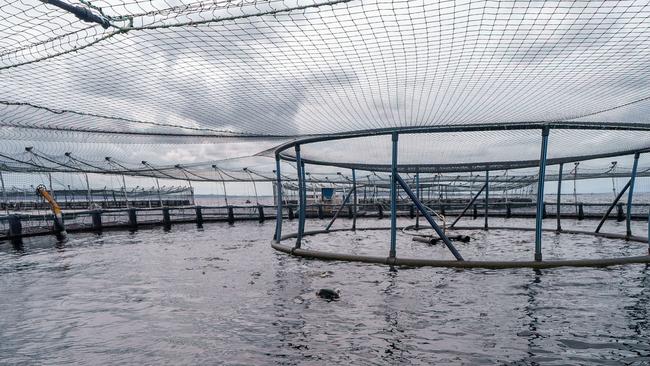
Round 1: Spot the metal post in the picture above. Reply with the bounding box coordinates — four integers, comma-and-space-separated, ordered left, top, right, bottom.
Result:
84, 172, 92, 209
535, 126, 550, 261
275, 156, 283, 242
121, 175, 129, 208
0, 170, 7, 214
48, 172, 55, 199
556, 162, 563, 232
154, 177, 163, 207
213, 165, 229, 206
390, 132, 398, 258
295, 145, 305, 249
415, 171, 420, 229
626, 152, 640, 238
352, 168, 358, 231
647, 209, 650, 254
484, 170, 489, 229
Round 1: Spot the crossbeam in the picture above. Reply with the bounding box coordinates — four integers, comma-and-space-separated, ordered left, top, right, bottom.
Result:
450, 182, 487, 228
395, 174, 464, 261
325, 186, 356, 231
595, 179, 631, 233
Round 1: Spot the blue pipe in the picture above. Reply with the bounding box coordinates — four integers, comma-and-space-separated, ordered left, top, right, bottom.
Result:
352, 168, 358, 230
556, 162, 563, 232
484, 170, 489, 229
274, 156, 283, 242
535, 126, 550, 261
390, 132, 398, 258
415, 171, 420, 229
295, 145, 305, 249
626, 152, 640, 238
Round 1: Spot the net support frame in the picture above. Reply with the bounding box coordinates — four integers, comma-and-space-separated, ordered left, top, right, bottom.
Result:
274, 155, 283, 242
535, 126, 550, 262
484, 170, 489, 229
415, 170, 420, 229
295, 145, 305, 249
390, 132, 398, 259
556, 162, 563, 232
394, 173, 464, 261
324, 186, 355, 231
626, 152, 640, 238
352, 168, 357, 231
450, 182, 487, 228
595, 178, 631, 233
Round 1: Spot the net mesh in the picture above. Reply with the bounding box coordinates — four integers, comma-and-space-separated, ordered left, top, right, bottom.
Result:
2, 0, 650, 176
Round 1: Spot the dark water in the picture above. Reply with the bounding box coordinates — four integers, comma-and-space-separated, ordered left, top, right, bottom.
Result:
1, 218, 649, 365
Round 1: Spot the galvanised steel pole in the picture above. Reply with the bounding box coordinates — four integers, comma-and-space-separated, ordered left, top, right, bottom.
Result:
556, 162, 563, 232
390, 132, 398, 259
275, 156, 283, 242
295, 145, 305, 249
535, 126, 550, 261
626, 152, 640, 238
352, 168, 358, 230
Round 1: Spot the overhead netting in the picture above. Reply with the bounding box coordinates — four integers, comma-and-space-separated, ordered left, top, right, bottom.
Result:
2, 0, 650, 175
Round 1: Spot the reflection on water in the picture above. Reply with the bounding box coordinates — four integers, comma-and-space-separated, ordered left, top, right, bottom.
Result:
0, 218, 649, 365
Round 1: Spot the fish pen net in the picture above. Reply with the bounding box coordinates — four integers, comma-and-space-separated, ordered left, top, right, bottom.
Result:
2, 0, 650, 266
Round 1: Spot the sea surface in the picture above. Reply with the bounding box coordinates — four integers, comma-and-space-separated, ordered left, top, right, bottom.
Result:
1, 217, 649, 365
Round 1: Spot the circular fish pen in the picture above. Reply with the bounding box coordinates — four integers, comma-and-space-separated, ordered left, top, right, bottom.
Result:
272, 122, 650, 268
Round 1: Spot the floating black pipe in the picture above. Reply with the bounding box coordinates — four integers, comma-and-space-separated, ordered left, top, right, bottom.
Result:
41, 0, 110, 29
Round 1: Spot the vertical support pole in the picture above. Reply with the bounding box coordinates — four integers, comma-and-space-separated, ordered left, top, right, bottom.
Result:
8, 215, 22, 238
352, 168, 358, 231
389, 132, 398, 259
415, 171, 420, 229
122, 175, 129, 208
0, 170, 7, 214
227, 206, 235, 224
91, 210, 102, 231
195, 206, 203, 228
154, 177, 163, 208
295, 145, 305, 249
48, 172, 55, 199
275, 156, 283, 242
535, 126, 550, 262
258, 205, 265, 222
556, 162, 563, 232
162, 207, 171, 230
84, 172, 92, 209
647, 209, 650, 254
484, 170, 489, 229
626, 152, 640, 238
128, 208, 138, 229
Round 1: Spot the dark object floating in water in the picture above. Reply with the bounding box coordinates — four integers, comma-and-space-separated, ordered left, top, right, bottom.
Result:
412, 235, 471, 245
316, 288, 340, 301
